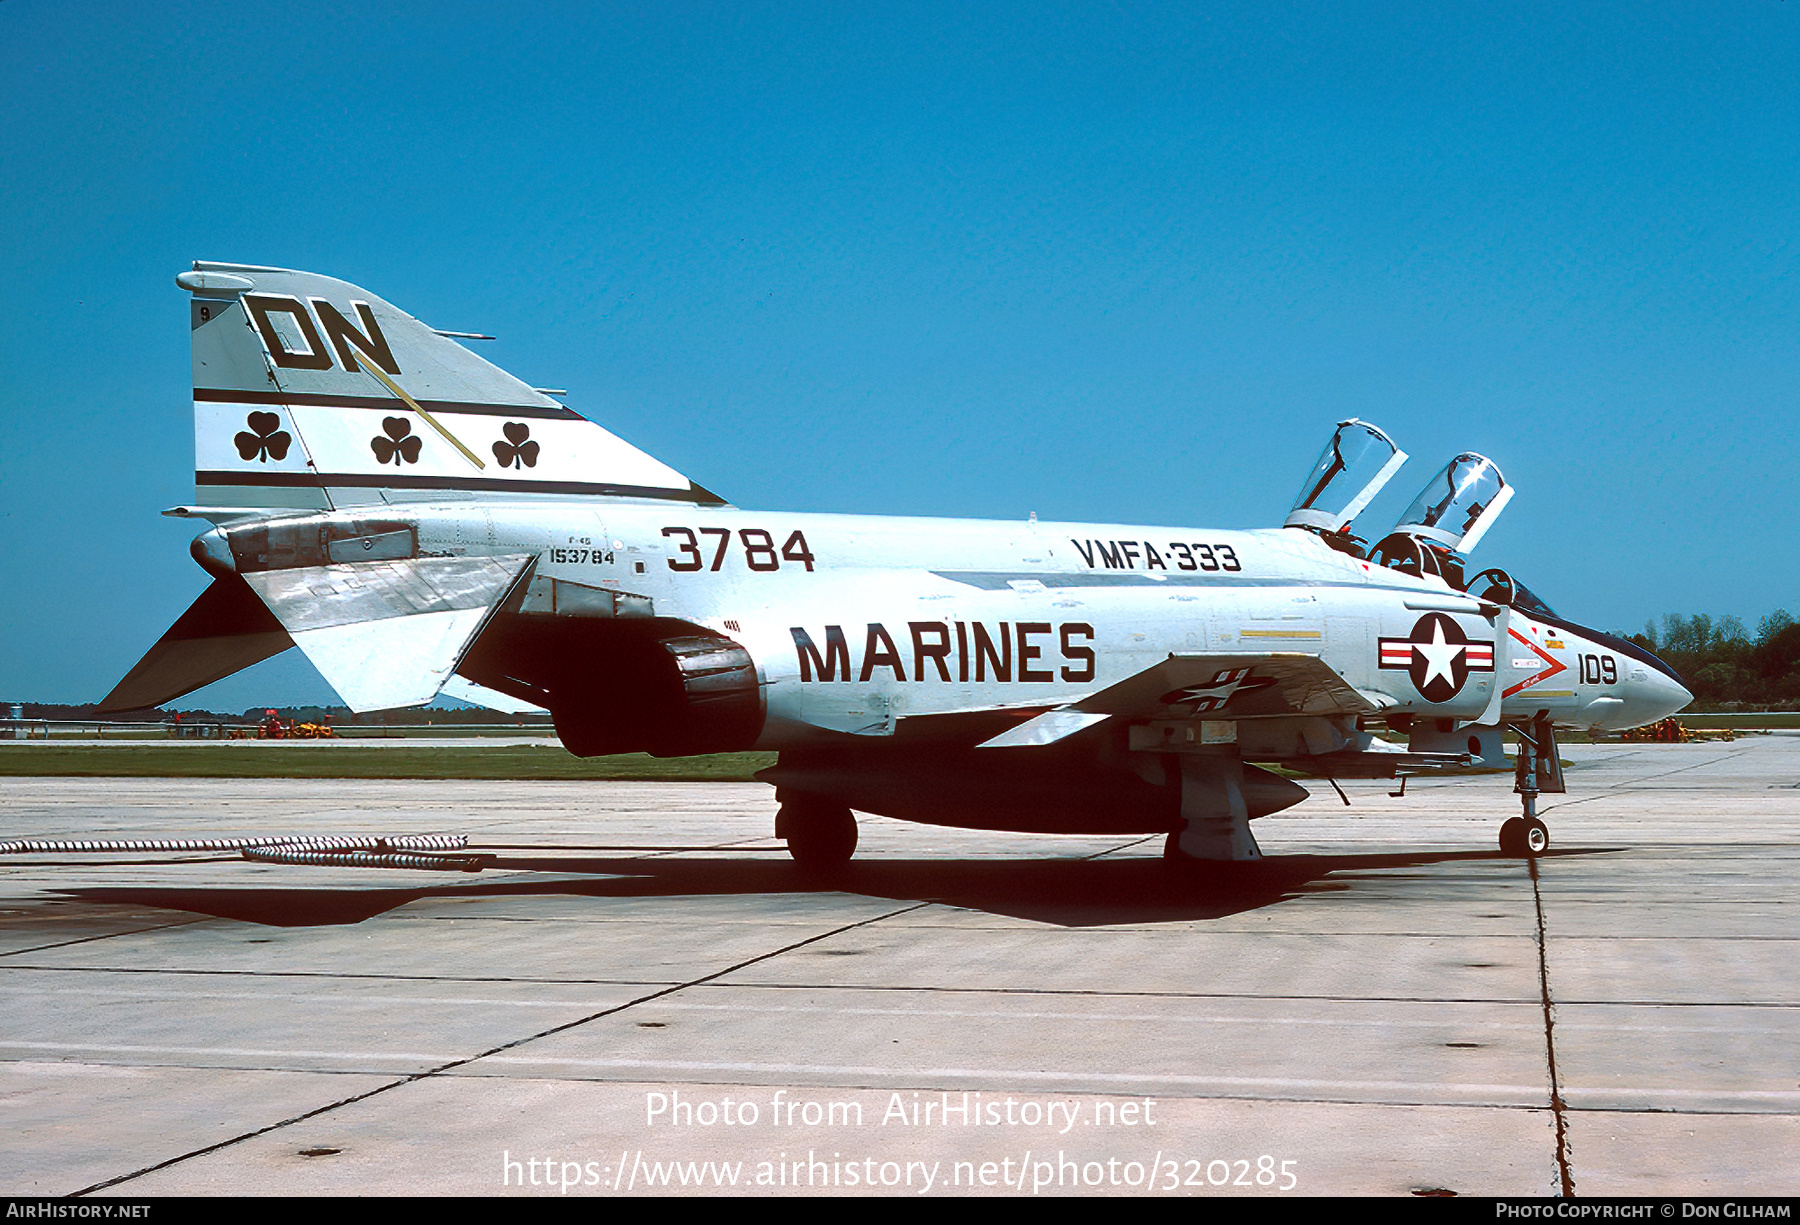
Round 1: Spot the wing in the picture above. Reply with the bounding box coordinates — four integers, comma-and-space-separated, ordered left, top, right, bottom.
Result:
976, 652, 1385, 748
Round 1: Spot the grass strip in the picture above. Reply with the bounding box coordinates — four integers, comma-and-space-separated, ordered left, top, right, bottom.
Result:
1676, 712, 1800, 729
0, 745, 777, 781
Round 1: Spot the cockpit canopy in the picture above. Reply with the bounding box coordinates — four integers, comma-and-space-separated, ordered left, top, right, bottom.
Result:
1365, 452, 1515, 583
1284, 419, 1409, 534
1390, 452, 1513, 554
1283, 427, 1516, 579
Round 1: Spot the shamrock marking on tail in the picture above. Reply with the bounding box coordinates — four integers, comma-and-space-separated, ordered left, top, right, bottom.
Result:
235, 411, 292, 462
493, 422, 540, 469
371, 417, 422, 465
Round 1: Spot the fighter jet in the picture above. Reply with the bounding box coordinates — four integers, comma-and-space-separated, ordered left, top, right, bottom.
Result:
101, 263, 1693, 865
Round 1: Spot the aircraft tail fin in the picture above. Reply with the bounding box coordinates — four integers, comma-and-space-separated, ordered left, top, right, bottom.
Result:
181, 262, 725, 511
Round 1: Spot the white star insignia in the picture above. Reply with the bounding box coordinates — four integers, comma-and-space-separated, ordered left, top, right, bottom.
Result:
1171, 681, 1241, 704
1414, 620, 1466, 690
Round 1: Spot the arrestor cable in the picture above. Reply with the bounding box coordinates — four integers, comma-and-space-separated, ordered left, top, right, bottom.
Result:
0, 834, 469, 855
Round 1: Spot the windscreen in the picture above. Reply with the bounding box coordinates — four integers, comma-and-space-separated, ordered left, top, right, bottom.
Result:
1469, 568, 1561, 620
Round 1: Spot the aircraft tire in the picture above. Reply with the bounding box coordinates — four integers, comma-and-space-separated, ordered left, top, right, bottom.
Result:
1523, 817, 1550, 856
1498, 817, 1527, 856
782, 798, 858, 869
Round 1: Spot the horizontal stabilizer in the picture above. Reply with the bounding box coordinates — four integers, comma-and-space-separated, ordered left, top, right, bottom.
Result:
440, 676, 548, 715
98, 574, 294, 712
978, 652, 1378, 748
242, 554, 534, 711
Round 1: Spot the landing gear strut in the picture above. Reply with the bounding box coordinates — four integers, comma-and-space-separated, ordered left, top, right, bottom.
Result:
1502, 714, 1564, 857
776, 792, 858, 869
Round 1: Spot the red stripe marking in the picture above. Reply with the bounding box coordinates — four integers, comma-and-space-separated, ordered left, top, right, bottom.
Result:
1502, 628, 1566, 697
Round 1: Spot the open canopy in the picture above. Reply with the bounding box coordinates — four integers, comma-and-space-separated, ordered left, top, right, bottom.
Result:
1389, 452, 1513, 554
1284, 419, 1408, 534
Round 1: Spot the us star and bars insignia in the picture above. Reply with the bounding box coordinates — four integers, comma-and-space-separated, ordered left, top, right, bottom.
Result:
1379, 612, 1494, 703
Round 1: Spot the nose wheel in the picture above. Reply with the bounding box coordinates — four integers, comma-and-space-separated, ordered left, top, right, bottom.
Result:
1498, 815, 1549, 856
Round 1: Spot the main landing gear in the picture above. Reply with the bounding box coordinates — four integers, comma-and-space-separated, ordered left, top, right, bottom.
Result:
775, 792, 858, 870
1501, 714, 1564, 857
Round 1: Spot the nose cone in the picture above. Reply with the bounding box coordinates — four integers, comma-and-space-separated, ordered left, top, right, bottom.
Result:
1559, 622, 1693, 731
1624, 666, 1693, 729
1595, 657, 1692, 731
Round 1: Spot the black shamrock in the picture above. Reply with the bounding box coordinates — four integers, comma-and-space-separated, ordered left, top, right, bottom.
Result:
492, 422, 540, 469
370, 416, 422, 465
234, 411, 292, 462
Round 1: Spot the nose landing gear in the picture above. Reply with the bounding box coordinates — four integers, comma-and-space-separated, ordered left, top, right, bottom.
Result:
1498, 815, 1549, 856
1501, 714, 1564, 857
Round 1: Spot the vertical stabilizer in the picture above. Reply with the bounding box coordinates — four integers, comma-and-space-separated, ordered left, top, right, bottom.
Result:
181, 262, 726, 510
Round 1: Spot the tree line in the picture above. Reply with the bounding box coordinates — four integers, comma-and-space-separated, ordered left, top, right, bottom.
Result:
1626, 611, 1800, 709
12, 702, 552, 726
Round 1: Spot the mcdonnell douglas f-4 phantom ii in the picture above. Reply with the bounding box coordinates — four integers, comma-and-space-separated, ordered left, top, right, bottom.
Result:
102, 262, 1693, 865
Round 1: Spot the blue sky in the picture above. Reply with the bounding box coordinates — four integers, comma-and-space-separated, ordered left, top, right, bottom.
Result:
3, 1, 1797, 707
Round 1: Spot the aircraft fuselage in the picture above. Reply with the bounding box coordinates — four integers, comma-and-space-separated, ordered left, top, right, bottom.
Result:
196, 500, 1686, 745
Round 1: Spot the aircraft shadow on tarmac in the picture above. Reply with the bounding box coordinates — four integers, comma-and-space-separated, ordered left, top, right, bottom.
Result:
59, 846, 1619, 930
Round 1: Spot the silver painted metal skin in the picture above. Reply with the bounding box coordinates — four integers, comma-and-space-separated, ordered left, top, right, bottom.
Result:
107, 263, 1693, 861
189, 501, 1687, 731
